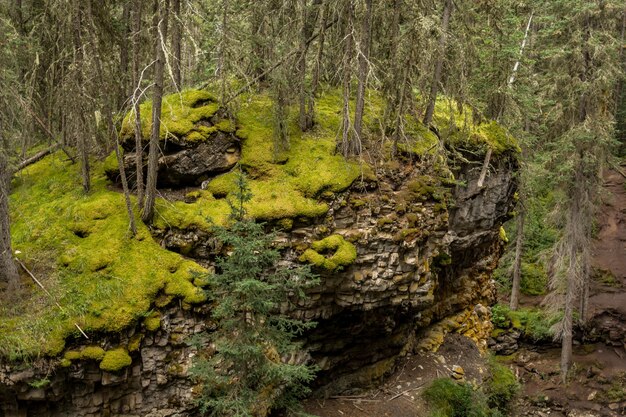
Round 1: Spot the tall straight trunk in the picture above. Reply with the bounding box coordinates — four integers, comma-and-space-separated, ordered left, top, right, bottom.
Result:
87, 0, 137, 236
142, 0, 168, 224
510, 210, 525, 310
73, 0, 90, 193
353, 0, 373, 143
308, 0, 328, 124
132, 0, 144, 210
340, 0, 359, 157
171, 0, 182, 89
250, 4, 266, 83
120, 1, 131, 106
560, 245, 576, 383
219, 0, 229, 104
0, 148, 19, 289
423, 0, 452, 126
298, 0, 319, 131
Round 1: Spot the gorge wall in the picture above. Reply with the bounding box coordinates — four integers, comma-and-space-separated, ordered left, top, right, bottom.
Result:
0, 90, 519, 416
0, 149, 517, 417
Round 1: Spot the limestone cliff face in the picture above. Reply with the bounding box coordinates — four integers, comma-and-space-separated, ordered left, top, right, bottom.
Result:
0, 149, 517, 417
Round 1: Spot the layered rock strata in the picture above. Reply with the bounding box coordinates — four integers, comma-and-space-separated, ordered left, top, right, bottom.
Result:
0, 149, 517, 416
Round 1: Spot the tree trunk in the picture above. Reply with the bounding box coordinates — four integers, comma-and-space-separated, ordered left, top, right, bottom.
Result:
142, 0, 168, 224
298, 0, 319, 131
73, 0, 90, 193
340, 0, 360, 157
120, 1, 131, 107
353, 0, 373, 143
87, 0, 137, 236
423, 0, 452, 126
131, 0, 145, 210
219, 0, 229, 104
561, 240, 577, 383
0, 149, 19, 290
171, 0, 182, 89
510, 210, 525, 310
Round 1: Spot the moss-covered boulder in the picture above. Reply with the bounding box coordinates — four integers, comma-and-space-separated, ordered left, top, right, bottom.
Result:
107, 90, 241, 187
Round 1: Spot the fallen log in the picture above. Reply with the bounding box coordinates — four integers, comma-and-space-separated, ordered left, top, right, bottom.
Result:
15, 144, 60, 172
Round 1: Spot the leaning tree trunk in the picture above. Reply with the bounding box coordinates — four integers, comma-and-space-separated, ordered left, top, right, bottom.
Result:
0, 150, 19, 289
142, 0, 168, 224
423, 0, 452, 126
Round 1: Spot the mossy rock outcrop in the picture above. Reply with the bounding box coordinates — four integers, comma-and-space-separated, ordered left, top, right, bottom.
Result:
107, 90, 241, 187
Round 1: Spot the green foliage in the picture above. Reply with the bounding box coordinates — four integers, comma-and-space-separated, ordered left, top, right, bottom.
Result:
190, 173, 319, 417
423, 378, 491, 417
490, 304, 555, 342
485, 358, 520, 412
28, 378, 50, 389
520, 262, 548, 296
299, 234, 357, 271
99, 348, 132, 372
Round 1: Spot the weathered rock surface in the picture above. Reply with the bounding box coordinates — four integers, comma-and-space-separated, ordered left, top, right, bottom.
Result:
0, 149, 518, 416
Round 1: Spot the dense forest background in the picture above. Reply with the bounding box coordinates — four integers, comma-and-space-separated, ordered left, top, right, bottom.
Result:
0, 0, 624, 384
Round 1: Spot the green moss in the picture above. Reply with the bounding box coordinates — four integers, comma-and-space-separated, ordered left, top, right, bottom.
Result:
395, 114, 440, 156
128, 334, 143, 352
100, 348, 132, 372
499, 226, 509, 243
1, 154, 207, 359
299, 234, 357, 271
64, 350, 81, 361
144, 312, 161, 332
59, 358, 72, 367
80, 346, 105, 360
432, 98, 520, 155
120, 90, 220, 143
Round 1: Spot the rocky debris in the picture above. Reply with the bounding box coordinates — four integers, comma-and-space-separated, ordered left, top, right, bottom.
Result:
451, 365, 465, 380
489, 329, 522, 355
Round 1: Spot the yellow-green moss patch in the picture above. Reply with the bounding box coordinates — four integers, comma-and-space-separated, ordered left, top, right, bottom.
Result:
144, 312, 161, 332
120, 89, 219, 142
100, 348, 132, 372
80, 346, 105, 361
1, 154, 207, 359
300, 234, 357, 271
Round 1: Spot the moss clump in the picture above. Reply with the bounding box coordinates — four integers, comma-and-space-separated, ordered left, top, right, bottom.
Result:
80, 346, 105, 361
300, 234, 357, 271
144, 312, 161, 332
432, 98, 520, 155
100, 348, 132, 372
63, 350, 81, 361
120, 90, 220, 143
128, 334, 143, 352
499, 226, 508, 243
2, 154, 206, 359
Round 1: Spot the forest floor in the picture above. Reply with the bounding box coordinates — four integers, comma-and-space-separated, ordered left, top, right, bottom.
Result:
302, 166, 626, 417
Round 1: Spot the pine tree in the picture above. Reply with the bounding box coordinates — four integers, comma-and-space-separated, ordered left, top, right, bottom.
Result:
191, 171, 319, 417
